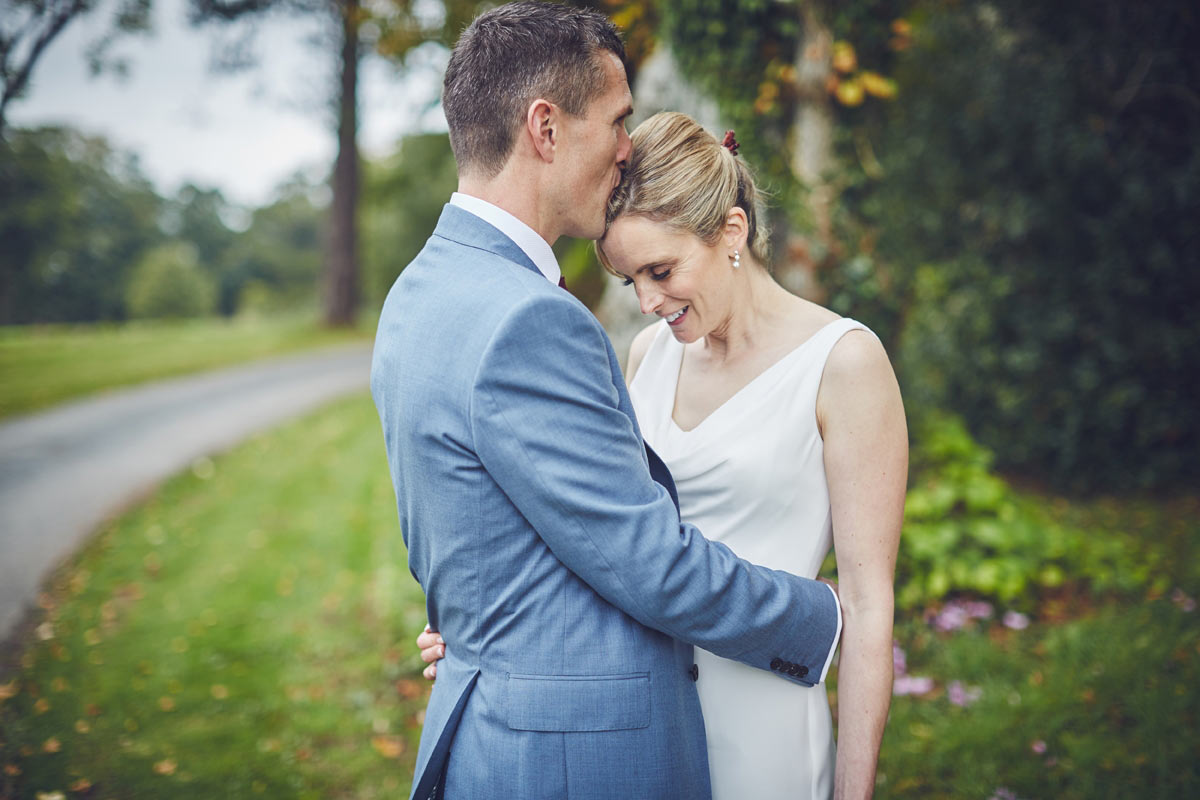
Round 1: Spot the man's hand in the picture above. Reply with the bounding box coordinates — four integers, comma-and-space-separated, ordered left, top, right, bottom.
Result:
416, 625, 445, 680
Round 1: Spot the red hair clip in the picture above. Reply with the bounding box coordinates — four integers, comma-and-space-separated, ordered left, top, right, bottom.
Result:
722, 130, 740, 156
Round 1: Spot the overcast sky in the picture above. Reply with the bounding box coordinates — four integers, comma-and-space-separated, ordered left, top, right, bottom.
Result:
9, 0, 450, 208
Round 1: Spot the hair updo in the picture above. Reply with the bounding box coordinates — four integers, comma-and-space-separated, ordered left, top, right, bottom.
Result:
597, 111, 769, 274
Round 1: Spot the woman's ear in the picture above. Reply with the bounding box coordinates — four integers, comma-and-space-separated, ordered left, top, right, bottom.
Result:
723, 206, 749, 251
526, 99, 558, 163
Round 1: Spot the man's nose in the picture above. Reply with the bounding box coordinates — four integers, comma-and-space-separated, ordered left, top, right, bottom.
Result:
616, 127, 632, 168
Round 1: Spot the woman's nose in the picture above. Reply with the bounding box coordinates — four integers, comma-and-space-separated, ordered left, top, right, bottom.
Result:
638, 285, 663, 316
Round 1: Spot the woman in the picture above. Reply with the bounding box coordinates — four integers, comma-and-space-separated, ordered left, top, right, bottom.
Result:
419, 111, 907, 799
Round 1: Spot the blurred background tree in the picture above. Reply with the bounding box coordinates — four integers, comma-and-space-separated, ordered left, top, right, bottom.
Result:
0, 125, 162, 323
125, 240, 217, 318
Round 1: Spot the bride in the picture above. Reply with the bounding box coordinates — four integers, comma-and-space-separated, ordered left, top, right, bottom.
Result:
419, 111, 906, 799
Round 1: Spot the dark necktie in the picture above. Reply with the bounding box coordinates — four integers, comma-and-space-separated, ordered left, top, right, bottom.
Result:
558, 275, 567, 290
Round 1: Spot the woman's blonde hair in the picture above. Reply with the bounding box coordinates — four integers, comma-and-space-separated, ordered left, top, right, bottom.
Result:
596, 111, 769, 275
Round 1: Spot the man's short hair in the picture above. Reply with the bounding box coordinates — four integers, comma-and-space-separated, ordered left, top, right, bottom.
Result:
443, 1, 625, 178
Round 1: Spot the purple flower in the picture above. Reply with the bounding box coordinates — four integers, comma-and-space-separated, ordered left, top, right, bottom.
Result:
1003, 610, 1031, 630
934, 603, 969, 632
1031, 739, 1047, 755
893, 640, 907, 676
948, 680, 982, 707
1171, 588, 1196, 613
893, 675, 934, 696
966, 601, 994, 620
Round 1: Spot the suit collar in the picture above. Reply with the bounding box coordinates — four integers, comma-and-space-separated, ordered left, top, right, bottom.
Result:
432, 203, 544, 280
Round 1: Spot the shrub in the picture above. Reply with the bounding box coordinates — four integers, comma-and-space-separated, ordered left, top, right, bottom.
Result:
896, 412, 1159, 611
125, 243, 216, 319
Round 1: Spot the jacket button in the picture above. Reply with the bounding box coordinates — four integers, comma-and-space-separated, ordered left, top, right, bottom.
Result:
787, 664, 799, 676
770, 658, 783, 671
688, 664, 699, 681
798, 665, 809, 677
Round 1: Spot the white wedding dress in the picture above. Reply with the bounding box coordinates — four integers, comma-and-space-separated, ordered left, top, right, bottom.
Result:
629, 316, 873, 800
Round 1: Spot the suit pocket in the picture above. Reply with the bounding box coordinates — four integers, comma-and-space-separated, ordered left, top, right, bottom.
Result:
504, 672, 651, 732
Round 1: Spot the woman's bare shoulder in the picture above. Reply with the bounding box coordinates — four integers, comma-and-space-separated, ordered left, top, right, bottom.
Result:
625, 322, 662, 384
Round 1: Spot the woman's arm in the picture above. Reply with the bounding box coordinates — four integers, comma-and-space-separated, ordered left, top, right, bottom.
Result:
817, 330, 908, 800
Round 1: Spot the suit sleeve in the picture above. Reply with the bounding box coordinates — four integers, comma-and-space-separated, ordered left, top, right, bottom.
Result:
471, 292, 838, 686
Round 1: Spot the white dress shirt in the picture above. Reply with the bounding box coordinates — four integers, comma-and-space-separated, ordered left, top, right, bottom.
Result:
449, 192, 562, 286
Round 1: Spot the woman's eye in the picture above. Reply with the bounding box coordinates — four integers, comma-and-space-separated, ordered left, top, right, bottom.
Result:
651, 271, 670, 282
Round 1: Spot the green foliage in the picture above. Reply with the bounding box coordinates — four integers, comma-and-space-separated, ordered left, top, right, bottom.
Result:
658, 0, 800, 201
361, 133, 458, 307
875, 600, 1200, 798
898, 412, 1157, 610
0, 126, 163, 324
853, 0, 1200, 490
124, 243, 217, 319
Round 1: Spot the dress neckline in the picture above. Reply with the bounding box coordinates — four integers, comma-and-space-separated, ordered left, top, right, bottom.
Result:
668, 317, 846, 435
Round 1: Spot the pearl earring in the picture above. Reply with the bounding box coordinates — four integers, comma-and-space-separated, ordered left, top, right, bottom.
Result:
732, 250, 741, 269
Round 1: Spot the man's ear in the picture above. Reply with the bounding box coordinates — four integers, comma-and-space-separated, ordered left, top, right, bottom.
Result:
526, 98, 557, 163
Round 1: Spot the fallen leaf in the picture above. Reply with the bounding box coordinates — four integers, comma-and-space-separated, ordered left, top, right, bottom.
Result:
158, 696, 176, 711
372, 736, 405, 759
69, 778, 93, 792
4, 763, 21, 776
34, 698, 50, 714
36, 622, 55, 641
43, 737, 62, 753
84, 629, 102, 646
75, 720, 91, 734
85, 703, 101, 716
51, 678, 69, 692
36, 792, 66, 800
153, 758, 177, 776
210, 685, 229, 700
0, 679, 18, 701
395, 679, 424, 700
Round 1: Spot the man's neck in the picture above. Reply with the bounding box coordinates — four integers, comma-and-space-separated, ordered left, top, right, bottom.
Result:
457, 170, 559, 247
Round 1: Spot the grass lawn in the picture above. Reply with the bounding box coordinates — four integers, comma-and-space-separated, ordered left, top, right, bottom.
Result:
0, 313, 373, 420
0, 393, 429, 799
1, 392, 1197, 798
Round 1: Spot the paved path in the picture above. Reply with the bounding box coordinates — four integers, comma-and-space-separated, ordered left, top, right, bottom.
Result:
0, 344, 374, 642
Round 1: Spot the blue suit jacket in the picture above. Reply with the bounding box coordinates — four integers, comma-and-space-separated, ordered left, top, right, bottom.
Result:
371, 205, 839, 799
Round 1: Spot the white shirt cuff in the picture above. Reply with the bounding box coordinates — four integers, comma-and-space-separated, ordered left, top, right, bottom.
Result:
817, 582, 842, 683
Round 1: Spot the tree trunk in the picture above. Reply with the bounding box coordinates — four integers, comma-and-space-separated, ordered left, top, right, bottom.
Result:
777, 0, 835, 302
324, 0, 360, 326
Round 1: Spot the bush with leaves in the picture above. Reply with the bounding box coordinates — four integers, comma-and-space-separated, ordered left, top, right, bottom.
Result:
125, 243, 217, 319
897, 412, 1159, 611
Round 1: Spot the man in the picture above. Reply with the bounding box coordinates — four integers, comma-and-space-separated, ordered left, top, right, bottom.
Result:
370, 4, 840, 798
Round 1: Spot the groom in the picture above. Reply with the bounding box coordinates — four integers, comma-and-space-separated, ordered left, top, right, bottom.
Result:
371, 3, 840, 798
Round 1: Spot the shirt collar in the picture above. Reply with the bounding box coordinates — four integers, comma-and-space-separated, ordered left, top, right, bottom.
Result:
449, 192, 561, 285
